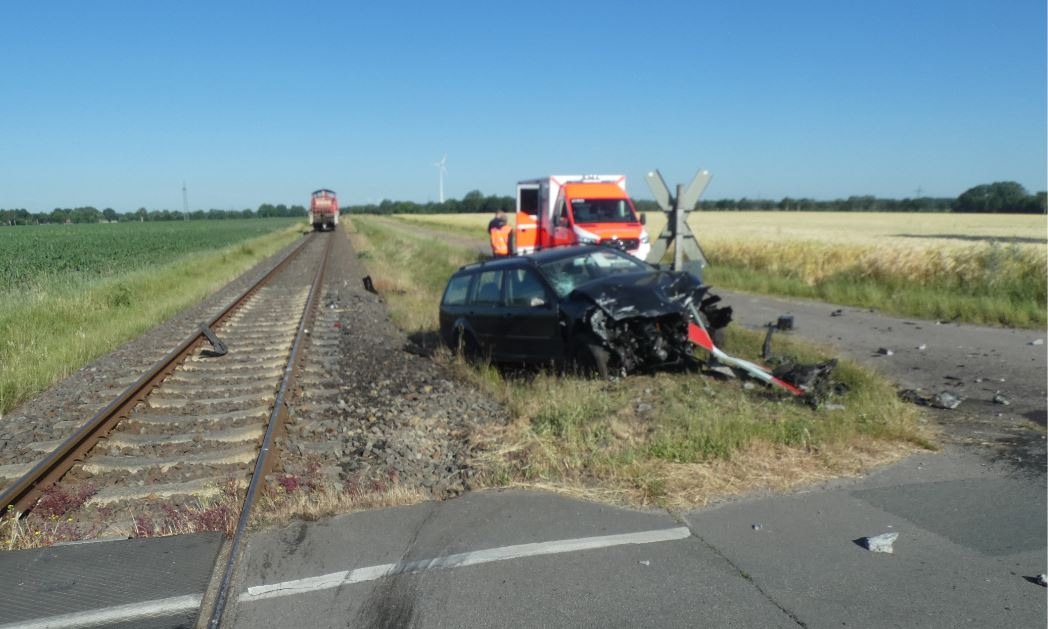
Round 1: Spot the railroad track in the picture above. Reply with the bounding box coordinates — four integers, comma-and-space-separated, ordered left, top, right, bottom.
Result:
0, 231, 332, 544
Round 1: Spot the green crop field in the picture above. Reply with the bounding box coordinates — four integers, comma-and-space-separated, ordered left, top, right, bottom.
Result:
0, 218, 303, 415
0, 219, 300, 292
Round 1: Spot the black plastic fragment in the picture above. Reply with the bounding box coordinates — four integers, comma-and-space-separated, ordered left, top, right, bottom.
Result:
199, 324, 228, 357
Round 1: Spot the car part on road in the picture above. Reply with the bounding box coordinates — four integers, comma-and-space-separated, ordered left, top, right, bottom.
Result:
199, 324, 228, 357
362, 275, 377, 294
899, 389, 963, 410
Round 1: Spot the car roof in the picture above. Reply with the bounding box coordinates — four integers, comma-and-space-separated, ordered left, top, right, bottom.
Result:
454, 245, 618, 274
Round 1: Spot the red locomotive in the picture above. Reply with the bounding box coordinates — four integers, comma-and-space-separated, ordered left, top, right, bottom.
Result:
309, 189, 339, 231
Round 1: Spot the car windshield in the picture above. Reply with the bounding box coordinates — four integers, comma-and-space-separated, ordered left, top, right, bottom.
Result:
570, 198, 636, 223
538, 249, 650, 297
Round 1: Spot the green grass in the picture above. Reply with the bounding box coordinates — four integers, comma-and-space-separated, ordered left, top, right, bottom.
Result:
349, 216, 931, 508
348, 217, 482, 336
0, 222, 303, 415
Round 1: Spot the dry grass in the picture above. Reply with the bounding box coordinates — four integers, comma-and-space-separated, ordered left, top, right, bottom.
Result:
455, 354, 931, 511
347, 215, 934, 512
2, 479, 246, 550
255, 481, 428, 530
476, 439, 922, 510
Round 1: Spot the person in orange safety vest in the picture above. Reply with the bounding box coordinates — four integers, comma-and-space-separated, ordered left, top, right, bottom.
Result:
488, 209, 512, 257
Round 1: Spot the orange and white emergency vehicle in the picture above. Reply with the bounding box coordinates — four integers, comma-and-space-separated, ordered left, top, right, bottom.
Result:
512, 175, 650, 260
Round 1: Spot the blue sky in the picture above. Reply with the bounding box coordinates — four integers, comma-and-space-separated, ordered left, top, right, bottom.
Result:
2, 1, 1045, 212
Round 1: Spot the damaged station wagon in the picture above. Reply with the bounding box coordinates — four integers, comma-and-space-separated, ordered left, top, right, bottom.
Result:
439, 245, 732, 378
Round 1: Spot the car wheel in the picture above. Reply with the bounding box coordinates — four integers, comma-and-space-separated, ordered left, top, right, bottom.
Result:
454, 327, 482, 362
573, 340, 611, 379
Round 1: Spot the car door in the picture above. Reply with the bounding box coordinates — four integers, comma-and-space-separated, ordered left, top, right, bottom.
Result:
439, 271, 474, 348
467, 269, 505, 357
500, 266, 561, 361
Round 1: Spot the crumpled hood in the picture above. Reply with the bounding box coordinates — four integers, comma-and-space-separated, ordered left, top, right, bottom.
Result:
571, 270, 708, 320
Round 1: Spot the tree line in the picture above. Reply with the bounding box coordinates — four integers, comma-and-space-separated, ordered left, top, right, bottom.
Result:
343, 190, 515, 215
0, 203, 307, 226
3, 181, 1044, 226
343, 181, 1045, 215
684, 182, 1044, 213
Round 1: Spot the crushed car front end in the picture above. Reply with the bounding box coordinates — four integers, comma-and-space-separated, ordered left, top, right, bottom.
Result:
564, 268, 732, 375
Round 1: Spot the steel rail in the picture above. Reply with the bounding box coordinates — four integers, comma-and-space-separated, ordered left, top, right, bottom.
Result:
0, 233, 316, 516
206, 231, 333, 628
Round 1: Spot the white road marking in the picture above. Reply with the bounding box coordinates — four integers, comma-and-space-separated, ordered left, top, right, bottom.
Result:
2, 526, 692, 627
0, 594, 201, 629
241, 526, 692, 602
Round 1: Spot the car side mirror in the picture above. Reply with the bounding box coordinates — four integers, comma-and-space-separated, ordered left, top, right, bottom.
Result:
639, 212, 647, 225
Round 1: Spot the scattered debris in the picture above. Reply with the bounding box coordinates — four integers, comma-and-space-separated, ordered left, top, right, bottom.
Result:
830, 309, 844, 317
751, 523, 763, 531
916, 344, 927, 351
403, 342, 431, 358
1030, 339, 1045, 346
761, 324, 776, 360
198, 324, 228, 358
992, 392, 1010, 406
900, 389, 963, 410
858, 532, 898, 553
362, 275, 378, 294
706, 364, 736, 379
773, 359, 838, 396
638, 560, 651, 566
877, 347, 894, 356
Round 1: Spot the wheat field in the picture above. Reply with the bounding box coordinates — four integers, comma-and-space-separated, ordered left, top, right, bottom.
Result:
393, 211, 1047, 326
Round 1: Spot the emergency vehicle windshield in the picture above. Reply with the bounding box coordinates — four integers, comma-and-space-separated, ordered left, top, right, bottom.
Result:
570, 198, 636, 223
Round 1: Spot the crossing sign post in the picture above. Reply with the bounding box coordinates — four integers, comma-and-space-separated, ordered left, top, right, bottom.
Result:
644, 168, 711, 274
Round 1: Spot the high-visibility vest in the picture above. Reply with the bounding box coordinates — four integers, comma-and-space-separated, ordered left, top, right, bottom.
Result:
490, 223, 512, 256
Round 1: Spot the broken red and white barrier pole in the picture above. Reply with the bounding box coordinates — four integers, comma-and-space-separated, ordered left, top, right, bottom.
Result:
687, 304, 804, 396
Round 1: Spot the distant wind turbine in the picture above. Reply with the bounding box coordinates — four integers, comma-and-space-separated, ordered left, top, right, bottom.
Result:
433, 154, 448, 203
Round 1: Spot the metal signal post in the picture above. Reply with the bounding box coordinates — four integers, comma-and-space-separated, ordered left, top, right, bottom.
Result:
644, 168, 710, 273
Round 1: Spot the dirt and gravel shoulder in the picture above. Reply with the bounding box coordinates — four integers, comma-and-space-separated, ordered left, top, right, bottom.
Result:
272, 229, 507, 504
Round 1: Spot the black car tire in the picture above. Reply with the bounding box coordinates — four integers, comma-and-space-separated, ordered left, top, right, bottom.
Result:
454, 327, 482, 362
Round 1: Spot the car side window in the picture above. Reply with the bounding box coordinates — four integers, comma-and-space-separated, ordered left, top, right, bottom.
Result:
470, 270, 503, 305
505, 268, 550, 308
442, 274, 472, 306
